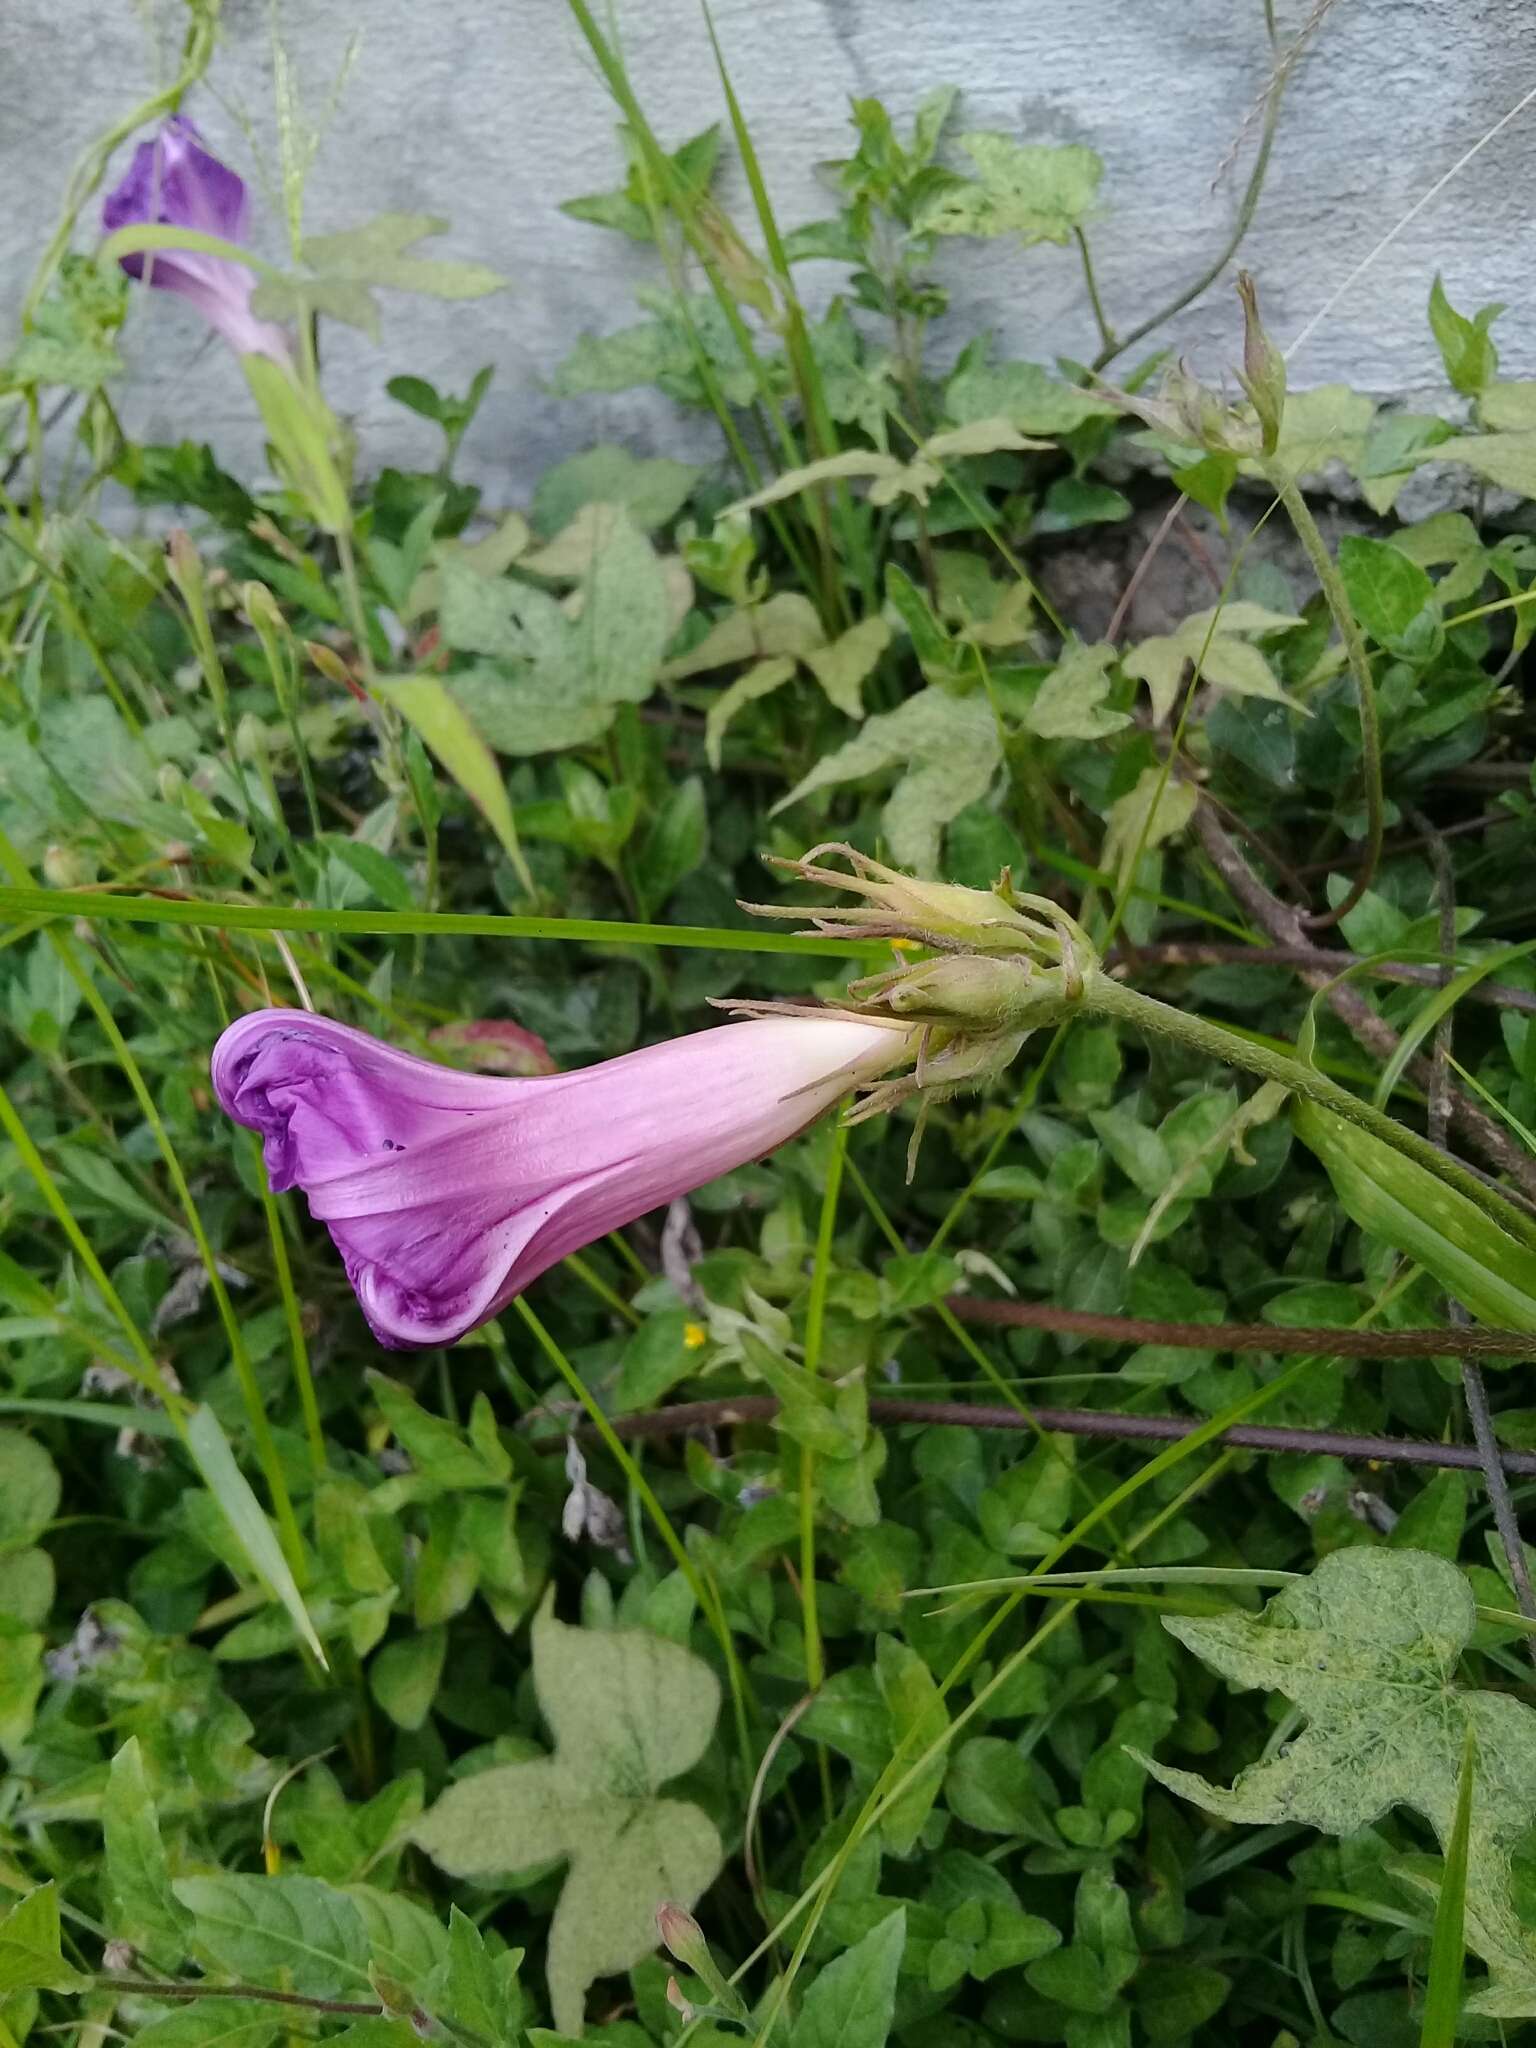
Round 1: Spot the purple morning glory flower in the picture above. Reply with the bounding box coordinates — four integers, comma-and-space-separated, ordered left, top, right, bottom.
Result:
212, 1008, 917, 1350
103, 116, 291, 363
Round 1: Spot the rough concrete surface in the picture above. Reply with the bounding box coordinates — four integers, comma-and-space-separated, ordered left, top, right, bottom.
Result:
6, 0, 1536, 498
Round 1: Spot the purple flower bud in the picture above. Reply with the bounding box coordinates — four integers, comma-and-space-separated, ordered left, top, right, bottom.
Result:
212, 1009, 917, 1350
103, 117, 291, 363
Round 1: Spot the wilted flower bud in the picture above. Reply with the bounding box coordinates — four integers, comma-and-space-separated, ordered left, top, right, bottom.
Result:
242, 580, 286, 634
42, 844, 88, 890
744, 842, 1084, 964
157, 763, 184, 802
235, 713, 268, 762
847, 950, 1088, 1033
1236, 270, 1286, 456
656, 1904, 712, 1976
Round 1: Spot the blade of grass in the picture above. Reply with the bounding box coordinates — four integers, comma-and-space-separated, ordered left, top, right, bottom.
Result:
798, 1115, 847, 1821
0, 886, 885, 958
185, 1405, 326, 1668
1419, 1724, 1476, 2047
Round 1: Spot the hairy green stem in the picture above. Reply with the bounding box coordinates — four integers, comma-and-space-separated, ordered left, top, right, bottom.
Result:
1085, 973, 1536, 1251
1259, 460, 1384, 925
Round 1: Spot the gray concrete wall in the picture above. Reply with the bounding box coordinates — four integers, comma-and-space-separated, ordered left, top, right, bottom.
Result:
7, 0, 1536, 498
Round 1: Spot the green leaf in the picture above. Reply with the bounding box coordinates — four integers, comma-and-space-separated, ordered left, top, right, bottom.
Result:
1024, 640, 1127, 741
1138, 1547, 1536, 2017
369, 1376, 511, 1490
424, 1906, 524, 2044
1337, 535, 1437, 655
0, 1884, 90, 1996
0, 1430, 59, 1550
129, 2002, 281, 2048
1428, 274, 1502, 397
370, 1626, 447, 1731
413, 1597, 723, 2035
185, 1405, 327, 1667
372, 674, 529, 885
1292, 1101, 1536, 1332
1421, 1724, 1477, 2046
104, 1738, 194, 1963
791, 1908, 906, 2048
638, 776, 707, 909
172, 1874, 371, 1998
771, 687, 999, 873
922, 134, 1103, 245
561, 123, 721, 245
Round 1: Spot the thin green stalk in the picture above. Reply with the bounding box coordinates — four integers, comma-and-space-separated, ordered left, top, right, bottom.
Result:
799, 1118, 848, 1821
1420, 1728, 1476, 2043
1260, 459, 1383, 925
0, 885, 885, 959
1085, 972, 1536, 1250
259, 1167, 326, 1478
564, 1250, 641, 1326
510, 1294, 756, 1782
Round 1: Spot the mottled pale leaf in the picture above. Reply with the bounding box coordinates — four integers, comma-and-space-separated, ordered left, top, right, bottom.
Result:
255, 215, 505, 340
923, 133, 1103, 245
1237, 385, 1376, 482
1025, 640, 1127, 740
772, 687, 999, 873
1101, 768, 1197, 881
1124, 608, 1305, 724
1436, 431, 1536, 502
1139, 1548, 1536, 2016
945, 358, 1114, 435
663, 593, 824, 680
705, 657, 797, 769
921, 417, 1054, 460
729, 451, 911, 515
414, 1599, 722, 2035
804, 617, 890, 718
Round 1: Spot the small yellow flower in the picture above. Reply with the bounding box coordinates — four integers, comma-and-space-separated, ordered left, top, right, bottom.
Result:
683, 1321, 708, 1350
